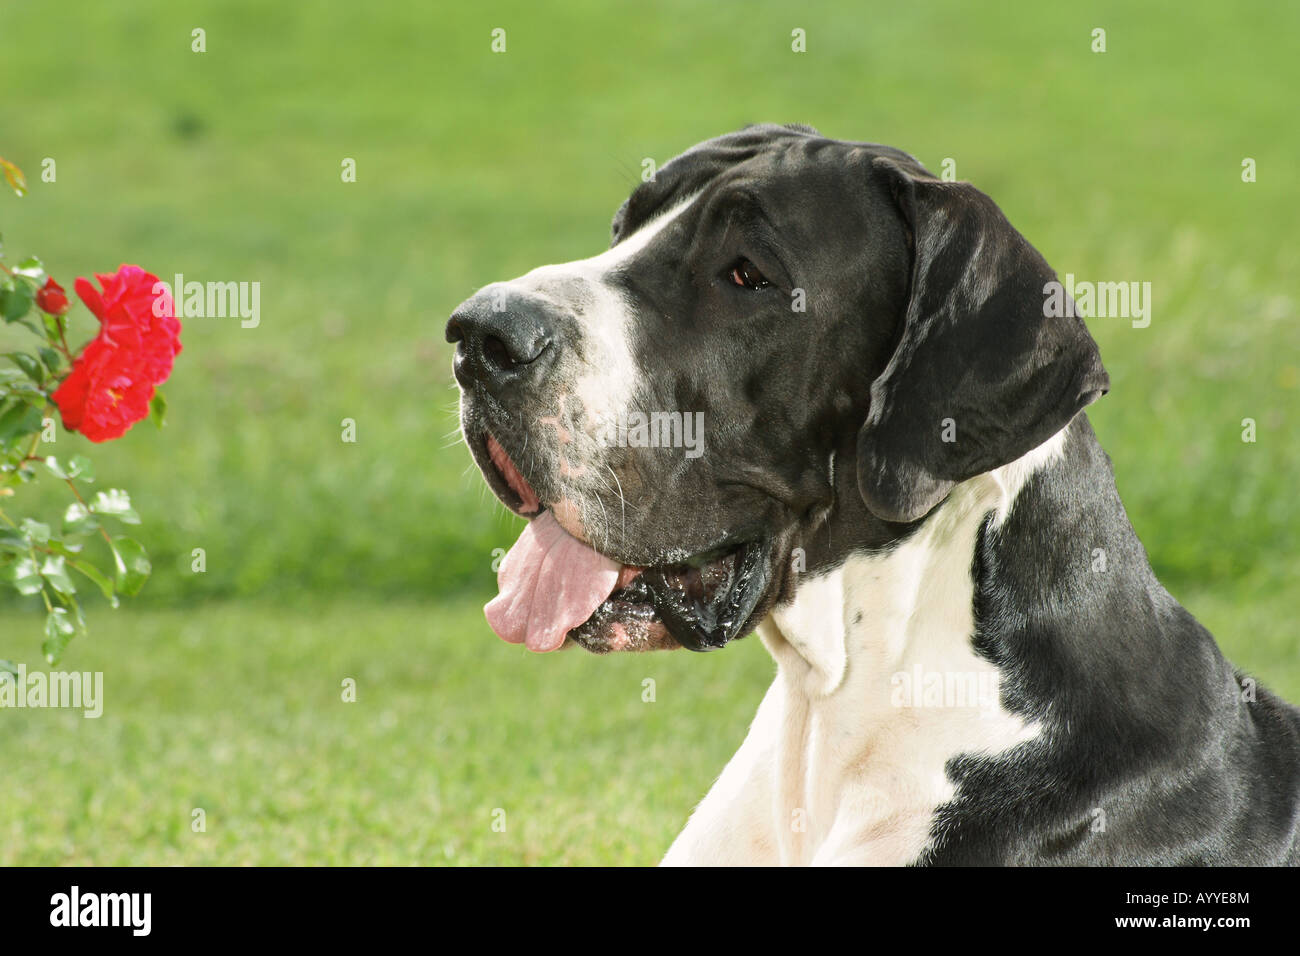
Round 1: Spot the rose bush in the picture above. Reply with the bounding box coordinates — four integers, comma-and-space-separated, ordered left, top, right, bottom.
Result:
0, 156, 179, 667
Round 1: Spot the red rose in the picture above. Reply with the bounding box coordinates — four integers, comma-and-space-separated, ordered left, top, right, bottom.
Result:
35, 277, 69, 315
52, 265, 182, 443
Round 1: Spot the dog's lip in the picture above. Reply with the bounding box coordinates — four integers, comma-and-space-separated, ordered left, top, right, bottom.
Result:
473, 429, 541, 517
485, 433, 541, 514
570, 536, 771, 652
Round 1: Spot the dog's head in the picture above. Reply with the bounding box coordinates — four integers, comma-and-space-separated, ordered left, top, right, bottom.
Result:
448, 124, 1107, 654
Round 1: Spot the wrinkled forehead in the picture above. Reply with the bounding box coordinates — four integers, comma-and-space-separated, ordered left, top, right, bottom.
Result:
611, 125, 927, 244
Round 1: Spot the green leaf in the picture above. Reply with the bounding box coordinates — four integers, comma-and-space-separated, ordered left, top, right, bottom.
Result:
68, 455, 94, 482
70, 559, 117, 607
0, 528, 28, 553
39, 554, 76, 599
2, 555, 43, 595
0, 157, 26, 197
38, 347, 63, 375
0, 659, 17, 680
9, 382, 48, 407
5, 351, 44, 384
40, 311, 64, 340
18, 517, 50, 543
62, 501, 99, 536
0, 400, 42, 444
149, 389, 168, 429
48, 455, 96, 485
43, 537, 84, 557
42, 607, 78, 665
13, 256, 44, 280
0, 282, 34, 322
110, 536, 150, 596
90, 488, 141, 524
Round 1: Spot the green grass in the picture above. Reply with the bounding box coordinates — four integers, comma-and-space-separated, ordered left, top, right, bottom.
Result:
0, 599, 775, 865
2, 590, 1295, 866
0, 0, 1296, 863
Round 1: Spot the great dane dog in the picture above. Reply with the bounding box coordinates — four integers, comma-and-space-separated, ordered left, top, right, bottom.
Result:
447, 124, 1300, 865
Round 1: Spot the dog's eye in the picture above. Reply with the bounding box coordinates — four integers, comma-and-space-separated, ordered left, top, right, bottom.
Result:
728, 258, 771, 290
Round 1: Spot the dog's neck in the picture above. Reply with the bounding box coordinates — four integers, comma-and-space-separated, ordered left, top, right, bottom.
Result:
751, 426, 1070, 864
760, 426, 1068, 695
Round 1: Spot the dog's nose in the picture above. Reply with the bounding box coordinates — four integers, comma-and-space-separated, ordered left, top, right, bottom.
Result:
446, 286, 559, 393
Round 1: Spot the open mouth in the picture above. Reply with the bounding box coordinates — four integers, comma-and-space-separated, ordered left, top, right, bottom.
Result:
570, 539, 770, 653
478, 432, 770, 653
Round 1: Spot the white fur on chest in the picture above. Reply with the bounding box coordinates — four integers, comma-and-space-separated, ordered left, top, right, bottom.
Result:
662, 433, 1064, 866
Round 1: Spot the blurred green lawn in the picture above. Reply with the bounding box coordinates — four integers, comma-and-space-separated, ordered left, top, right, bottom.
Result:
1, 0, 1296, 863
1, 599, 775, 865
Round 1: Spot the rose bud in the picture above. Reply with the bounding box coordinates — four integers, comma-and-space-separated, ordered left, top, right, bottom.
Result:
36, 277, 69, 315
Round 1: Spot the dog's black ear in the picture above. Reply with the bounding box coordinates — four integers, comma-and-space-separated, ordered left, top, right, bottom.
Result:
857, 158, 1109, 523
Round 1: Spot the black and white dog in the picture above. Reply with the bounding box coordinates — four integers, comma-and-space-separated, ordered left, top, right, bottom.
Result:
448, 124, 1300, 865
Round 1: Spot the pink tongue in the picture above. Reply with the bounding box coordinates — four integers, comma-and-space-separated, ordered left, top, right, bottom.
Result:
485, 510, 621, 652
